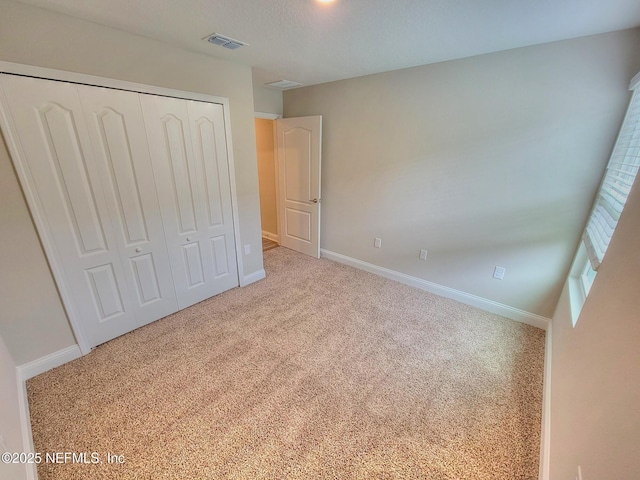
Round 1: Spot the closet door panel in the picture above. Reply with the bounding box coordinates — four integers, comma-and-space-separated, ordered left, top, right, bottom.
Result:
211, 236, 230, 278
187, 101, 238, 292
130, 253, 162, 303
141, 95, 214, 308
182, 242, 206, 287
141, 95, 238, 309
162, 114, 199, 234
78, 86, 178, 326
0, 74, 138, 347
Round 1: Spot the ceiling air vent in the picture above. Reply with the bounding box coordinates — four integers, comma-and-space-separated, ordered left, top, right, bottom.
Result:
265, 80, 303, 89
204, 33, 248, 50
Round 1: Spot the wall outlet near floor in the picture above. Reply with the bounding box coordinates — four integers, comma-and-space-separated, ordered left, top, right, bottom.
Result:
493, 266, 506, 280
419, 249, 428, 260
374, 237, 382, 248
244, 244, 251, 255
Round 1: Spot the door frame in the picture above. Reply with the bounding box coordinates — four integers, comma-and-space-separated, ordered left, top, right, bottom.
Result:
255, 112, 282, 245
0, 61, 245, 355
274, 116, 322, 258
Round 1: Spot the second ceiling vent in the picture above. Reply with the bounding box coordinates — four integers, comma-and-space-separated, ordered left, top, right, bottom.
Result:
204, 33, 248, 50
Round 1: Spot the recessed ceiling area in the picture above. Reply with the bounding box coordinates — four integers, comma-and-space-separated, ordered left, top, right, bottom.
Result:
12, 0, 640, 88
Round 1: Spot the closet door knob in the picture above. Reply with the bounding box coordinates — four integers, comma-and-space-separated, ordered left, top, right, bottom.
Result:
135, 247, 142, 253
186, 237, 192, 242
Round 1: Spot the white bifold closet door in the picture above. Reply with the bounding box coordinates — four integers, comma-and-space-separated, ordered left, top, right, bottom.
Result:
77, 85, 179, 327
140, 95, 238, 309
0, 74, 238, 349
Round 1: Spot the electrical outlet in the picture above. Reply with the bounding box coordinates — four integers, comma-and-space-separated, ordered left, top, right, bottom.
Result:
374, 238, 382, 248
493, 266, 505, 280
419, 249, 428, 260
244, 244, 251, 255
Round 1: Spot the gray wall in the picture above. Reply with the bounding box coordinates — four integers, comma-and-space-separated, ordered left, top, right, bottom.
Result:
284, 29, 640, 317
0, 0, 263, 364
550, 170, 640, 477
253, 86, 283, 116
0, 135, 75, 364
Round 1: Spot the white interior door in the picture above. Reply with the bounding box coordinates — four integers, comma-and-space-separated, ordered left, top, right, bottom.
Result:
140, 95, 239, 309
0, 74, 141, 347
77, 85, 178, 328
276, 115, 322, 258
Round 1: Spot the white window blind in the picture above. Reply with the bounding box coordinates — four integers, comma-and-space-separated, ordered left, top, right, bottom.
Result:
582, 88, 640, 270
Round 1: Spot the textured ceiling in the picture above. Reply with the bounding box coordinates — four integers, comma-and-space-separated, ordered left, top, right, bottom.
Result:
14, 0, 640, 88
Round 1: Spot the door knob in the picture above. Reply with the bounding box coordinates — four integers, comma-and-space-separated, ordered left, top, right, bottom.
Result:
135, 247, 141, 253
186, 237, 192, 242
309, 198, 319, 204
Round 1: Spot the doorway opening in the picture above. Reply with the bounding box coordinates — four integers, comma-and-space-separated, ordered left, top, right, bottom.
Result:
255, 116, 280, 252
255, 113, 322, 257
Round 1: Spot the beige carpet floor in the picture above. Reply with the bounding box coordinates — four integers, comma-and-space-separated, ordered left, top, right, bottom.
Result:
27, 247, 545, 480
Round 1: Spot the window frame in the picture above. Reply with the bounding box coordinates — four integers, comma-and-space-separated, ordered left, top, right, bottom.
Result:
568, 243, 589, 327
568, 70, 640, 326
579, 260, 596, 297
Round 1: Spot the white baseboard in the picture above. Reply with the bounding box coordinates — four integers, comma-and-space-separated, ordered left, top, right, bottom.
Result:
14, 346, 80, 480
16, 345, 82, 381
539, 323, 552, 480
261, 230, 279, 243
241, 269, 266, 287
320, 249, 551, 330
16, 374, 37, 479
